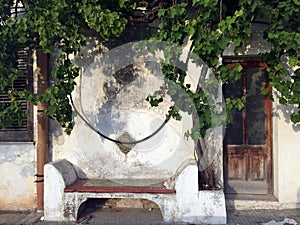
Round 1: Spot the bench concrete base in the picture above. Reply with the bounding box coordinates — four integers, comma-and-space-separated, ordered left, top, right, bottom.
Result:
44, 159, 226, 224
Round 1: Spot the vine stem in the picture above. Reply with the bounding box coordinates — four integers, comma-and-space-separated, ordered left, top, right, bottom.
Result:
219, 0, 222, 22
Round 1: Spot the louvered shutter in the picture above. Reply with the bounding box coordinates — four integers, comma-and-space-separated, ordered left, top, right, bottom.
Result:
0, 49, 33, 142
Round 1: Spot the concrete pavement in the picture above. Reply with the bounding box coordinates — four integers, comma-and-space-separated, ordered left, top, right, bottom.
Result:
0, 207, 299, 225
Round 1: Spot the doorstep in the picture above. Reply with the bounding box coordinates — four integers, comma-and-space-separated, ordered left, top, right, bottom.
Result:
226, 194, 299, 210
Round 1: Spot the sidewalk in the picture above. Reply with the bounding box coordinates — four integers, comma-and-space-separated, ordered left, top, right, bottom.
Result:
0, 208, 299, 225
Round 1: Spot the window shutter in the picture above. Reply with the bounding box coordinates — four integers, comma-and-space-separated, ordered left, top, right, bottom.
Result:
0, 49, 33, 142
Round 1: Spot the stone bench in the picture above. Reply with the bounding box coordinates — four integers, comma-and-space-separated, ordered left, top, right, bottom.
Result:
44, 159, 226, 224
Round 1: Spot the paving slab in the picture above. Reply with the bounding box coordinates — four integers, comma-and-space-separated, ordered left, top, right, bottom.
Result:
0, 208, 299, 225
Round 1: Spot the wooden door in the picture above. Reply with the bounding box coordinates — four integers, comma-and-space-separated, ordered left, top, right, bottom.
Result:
223, 61, 272, 195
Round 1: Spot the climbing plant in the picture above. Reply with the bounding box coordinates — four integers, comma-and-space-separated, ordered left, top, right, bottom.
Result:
0, 0, 299, 139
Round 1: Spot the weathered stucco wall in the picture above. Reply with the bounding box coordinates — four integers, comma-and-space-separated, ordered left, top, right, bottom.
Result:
48, 19, 227, 188
0, 143, 36, 210
273, 100, 300, 206
50, 38, 199, 182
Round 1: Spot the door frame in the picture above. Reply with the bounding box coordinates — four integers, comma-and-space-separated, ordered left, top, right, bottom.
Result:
222, 55, 273, 196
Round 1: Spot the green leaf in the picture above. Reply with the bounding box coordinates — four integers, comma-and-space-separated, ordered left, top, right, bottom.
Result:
291, 112, 300, 123
157, 9, 165, 17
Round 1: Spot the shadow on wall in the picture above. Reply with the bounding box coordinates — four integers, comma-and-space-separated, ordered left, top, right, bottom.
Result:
298, 188, 300, 206
48, 22, 156, 160
60, 22, 156, 133
274, 103, 300, 133
48, 119, 64, 162
74, 23, 155, 72
72, 163, 88, 179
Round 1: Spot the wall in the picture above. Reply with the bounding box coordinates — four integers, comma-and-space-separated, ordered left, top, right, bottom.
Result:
0, 143, 36, 210
49, 24, 224, 187
50, 38, 196, 182
273, 100, 300, 205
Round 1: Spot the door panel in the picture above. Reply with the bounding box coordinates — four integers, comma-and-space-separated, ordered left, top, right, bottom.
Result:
249, 154, 265, 180
227, 149, 246, 180
224, 78, 243, 145
224, 61, 272, 195
246, 67, 266, 145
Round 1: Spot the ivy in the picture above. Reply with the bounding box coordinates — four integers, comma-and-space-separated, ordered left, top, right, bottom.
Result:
0, 0, 299, 141
149, 0, 299, 139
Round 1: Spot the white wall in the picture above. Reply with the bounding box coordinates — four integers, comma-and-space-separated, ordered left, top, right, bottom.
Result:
50, 39, 197, 183
49, 36, 224, 186
273, 100, 300, 205
0, 143, 36, 210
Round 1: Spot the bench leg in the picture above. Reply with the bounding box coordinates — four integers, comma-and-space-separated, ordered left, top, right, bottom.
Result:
148, 196, 176, 222
64, 194, 87, 221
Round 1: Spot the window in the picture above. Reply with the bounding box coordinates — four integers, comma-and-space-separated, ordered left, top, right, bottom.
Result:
224, 61, 269, 146
0, 49, 33, 142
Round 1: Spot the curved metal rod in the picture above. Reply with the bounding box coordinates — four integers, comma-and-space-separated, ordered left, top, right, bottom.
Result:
70, 95, 170, 145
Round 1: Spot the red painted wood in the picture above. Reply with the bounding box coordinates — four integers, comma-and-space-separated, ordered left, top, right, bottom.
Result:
64, 179, 175, 194
64, 180, 87, 192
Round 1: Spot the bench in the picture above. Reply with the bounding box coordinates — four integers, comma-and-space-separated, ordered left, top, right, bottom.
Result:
44, 159, 226, 224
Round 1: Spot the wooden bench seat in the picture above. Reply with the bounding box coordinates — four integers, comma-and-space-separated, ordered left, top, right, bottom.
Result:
64, 179, 175, 194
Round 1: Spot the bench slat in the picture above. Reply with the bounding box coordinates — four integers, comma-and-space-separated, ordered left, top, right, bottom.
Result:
64, 179, 175, 194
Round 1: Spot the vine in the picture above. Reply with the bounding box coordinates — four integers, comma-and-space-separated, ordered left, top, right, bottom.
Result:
0, 0, 299, 139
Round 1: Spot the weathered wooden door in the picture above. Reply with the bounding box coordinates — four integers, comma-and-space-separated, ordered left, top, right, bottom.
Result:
223, 60, 272, 195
